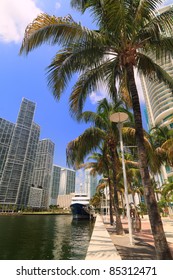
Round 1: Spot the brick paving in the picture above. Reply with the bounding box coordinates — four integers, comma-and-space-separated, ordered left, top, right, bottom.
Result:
106, 215, 173, 260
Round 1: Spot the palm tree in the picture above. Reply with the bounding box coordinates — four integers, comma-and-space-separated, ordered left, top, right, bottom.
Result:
150, 126, 173, 167
19, 0, 173, 259
79, 149, 115, 225
90, 189, 104, 209
161, 182, 173, 202
157, 182, 173, 216
66, 98, 129, 234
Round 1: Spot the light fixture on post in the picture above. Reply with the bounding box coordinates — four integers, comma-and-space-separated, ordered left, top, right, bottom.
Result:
110, 112, 134, 246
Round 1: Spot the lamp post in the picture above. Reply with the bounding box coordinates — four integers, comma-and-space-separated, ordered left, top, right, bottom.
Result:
110, 112, 134, 245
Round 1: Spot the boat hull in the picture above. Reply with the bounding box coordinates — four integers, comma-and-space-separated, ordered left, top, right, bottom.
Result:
70, 203, 91, 219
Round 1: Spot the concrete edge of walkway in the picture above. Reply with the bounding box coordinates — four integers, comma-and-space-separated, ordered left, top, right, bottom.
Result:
85, 214, 121, 260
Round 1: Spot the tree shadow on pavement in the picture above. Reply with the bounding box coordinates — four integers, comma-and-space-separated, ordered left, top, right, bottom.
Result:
115, 237, 156, 260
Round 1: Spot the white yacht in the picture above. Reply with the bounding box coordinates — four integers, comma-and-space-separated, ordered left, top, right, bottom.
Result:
70, 193, 95, 219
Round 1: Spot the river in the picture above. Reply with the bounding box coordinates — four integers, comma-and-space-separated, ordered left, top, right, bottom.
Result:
0, 214, 94, 260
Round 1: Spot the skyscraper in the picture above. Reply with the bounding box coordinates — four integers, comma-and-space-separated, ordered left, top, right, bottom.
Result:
140, 5, 173, 183
49, 165, 61, 205
57, 167, 76, 208
84, 169, 97, 198
140, 57, 173, 129
58, 167, 76, 195
140, 5, 173, 129
0, 118, 14, 180
32, 139, 55, 208
0, 98, 40, 209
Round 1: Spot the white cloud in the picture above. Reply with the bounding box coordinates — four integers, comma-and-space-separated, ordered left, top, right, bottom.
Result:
89, 82, 109, 104
0, 0, 42, 43
90, 90, 108, 104
55, 2, 61, 10
89, 74, 145, 105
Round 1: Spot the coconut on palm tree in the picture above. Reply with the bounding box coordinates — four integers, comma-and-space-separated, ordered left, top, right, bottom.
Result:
19, 0, 173, 259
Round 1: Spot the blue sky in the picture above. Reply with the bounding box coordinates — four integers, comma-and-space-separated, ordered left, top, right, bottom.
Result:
0, 0, 172, 183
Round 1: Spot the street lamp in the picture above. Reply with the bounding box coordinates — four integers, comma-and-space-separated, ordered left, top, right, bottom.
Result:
110, 112, 134, 245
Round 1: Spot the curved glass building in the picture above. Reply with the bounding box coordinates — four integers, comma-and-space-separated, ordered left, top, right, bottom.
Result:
140, 5, 173, 184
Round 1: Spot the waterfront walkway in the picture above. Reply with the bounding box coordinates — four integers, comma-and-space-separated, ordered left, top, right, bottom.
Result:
85, 215, 121, 260
85, 214, 173, 260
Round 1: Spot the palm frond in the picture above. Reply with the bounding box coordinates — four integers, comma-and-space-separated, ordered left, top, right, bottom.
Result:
20, 12, 104, 55
69, 58, 116, 116
137, 52, 173, 91
66, 127, 105, 167
77, 111, 108, 129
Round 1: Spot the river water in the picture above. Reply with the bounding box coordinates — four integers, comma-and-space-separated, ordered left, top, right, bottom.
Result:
0, 215, 94, 260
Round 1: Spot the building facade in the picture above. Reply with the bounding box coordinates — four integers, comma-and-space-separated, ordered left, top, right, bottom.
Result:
84, 168, 97, 198
49, 165, 61, 205
32, 139, 55, 208
140, 5, 173, 184
140, 5, 173, 129
0, 98, 40, 209
28, 186, 43, 208
56, 167, 76, 208
0, 118, 14, 180
140, 57, 173, 130
58, 167, 76, 195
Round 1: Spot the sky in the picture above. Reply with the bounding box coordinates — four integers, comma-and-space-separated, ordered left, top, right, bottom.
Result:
0, 0, 172, 187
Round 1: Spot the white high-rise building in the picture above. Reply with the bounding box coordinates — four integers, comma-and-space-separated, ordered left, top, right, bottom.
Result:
140, 5, 173, 184
0, 98, 40, 209
49, 165, 61, 205
32, 139, 55, 209
58, 167, 76, 195
56, 167, 75, 208
84, 169, 97, 198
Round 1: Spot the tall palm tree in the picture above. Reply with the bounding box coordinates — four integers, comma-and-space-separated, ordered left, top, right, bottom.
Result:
66, 98, 129, 234
19, 0, 173, 259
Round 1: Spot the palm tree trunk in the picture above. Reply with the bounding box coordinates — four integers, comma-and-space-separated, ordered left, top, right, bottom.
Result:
109, 144, 124, 235
126, 63, 172, 259
105, 156, 114, 225
108, 177, 114, 225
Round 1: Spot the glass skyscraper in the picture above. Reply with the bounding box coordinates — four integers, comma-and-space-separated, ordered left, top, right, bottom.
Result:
140, 5, 173, 183
0, 118, 14, 180
49, 165, 61, 205
0, 98, 40, 209
84, 168, 97, 198
58, 167, 76, 195
57, 167, 76, 209
32, 139, 55, 208
140, 5, 173, 130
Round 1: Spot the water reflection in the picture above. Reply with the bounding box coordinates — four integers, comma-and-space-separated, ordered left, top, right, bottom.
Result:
0, 215, 94, 260
53, 217, 94, 260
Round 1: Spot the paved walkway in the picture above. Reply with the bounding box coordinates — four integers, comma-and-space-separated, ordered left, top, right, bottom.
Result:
85, 215, 121, 260
107, 215, 173, 260
86, 214, 173, 260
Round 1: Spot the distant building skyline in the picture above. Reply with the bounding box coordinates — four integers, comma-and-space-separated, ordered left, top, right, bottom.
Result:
0, 97, 78, 211
0, 98, 56, 210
